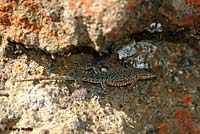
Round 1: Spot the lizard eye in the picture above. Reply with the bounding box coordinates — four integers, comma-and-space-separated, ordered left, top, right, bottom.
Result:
68, 70, 75, 77
68, 70, 79, 78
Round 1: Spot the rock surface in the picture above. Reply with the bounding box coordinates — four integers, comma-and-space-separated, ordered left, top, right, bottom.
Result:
0, 0, 199, 53
0, 36, 199, 133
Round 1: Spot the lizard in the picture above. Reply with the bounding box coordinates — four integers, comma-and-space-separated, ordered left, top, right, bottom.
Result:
77, 67, 156, 89
13, 66, 156, 90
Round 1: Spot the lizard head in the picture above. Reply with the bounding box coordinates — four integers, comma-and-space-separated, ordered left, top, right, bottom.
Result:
67, 69, 82, 79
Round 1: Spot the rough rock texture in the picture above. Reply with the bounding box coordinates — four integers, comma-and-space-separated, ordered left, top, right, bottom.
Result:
0, 37, 200, 133
161, 0, 200, 29
0, 84, 130, 134
0, 0, 199, 53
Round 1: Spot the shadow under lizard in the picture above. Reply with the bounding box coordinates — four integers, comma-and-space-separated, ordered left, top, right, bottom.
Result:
14, 67, 156, 89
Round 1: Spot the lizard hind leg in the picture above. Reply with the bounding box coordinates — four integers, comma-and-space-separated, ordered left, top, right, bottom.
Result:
129, 78, 138, 89
100, 81, 109, 94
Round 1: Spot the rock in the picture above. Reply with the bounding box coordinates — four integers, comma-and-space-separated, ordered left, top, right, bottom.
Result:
0, 1, 199, 53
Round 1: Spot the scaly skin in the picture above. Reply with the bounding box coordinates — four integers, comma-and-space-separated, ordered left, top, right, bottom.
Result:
80, 67, 156, 87
14, 67, 156, 89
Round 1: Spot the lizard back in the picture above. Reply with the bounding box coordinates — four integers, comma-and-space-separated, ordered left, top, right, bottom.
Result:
79, 67, 156, 86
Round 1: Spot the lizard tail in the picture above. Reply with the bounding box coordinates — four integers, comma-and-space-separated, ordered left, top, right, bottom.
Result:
13, 76, 75, 82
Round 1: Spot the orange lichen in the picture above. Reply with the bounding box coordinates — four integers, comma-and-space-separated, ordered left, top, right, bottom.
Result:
160, 9, 168, 16
185, 0, 195, 7
68, 1, 77, 11
10, 14, 41, 34
171, 16, 184, 26
24, 23, 41, 34
159, 123, 170, 134
185, 0, 200, 7
48, 32, 55, 37
12, 16, 23, 27
183, 94, 193, 107
170, 14, 195, 27
85, 5, 97, 17
196, 1, 200, 5
125, 1, 139, 12
79, 0, 99, 19
0, 13, 11, 25
185, 0, 200, 13
24, 23, 35, 30
0, 2, 13, 26
0, 2, 7, 11
175, 109, 198, 134
184, 13, 193, 25
159, 94, 200, 133
196, 8, 200, 13
13, 35, 21, 43
31, 3, 39, 10
161, 0, 200, 27
34, 28, 41, 34
80, 0, 94, 5
22, 0, 39, 10
10, 1, 17, 10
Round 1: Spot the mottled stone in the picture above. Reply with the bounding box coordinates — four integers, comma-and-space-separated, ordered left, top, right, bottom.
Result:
0, 0, 157, 53
0, 0, 199, 54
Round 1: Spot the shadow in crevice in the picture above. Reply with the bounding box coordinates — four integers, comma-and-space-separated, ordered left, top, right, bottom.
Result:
131, 29, 199, 45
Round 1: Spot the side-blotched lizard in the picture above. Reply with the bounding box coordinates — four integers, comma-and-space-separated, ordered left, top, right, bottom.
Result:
14, 67, 156, 89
